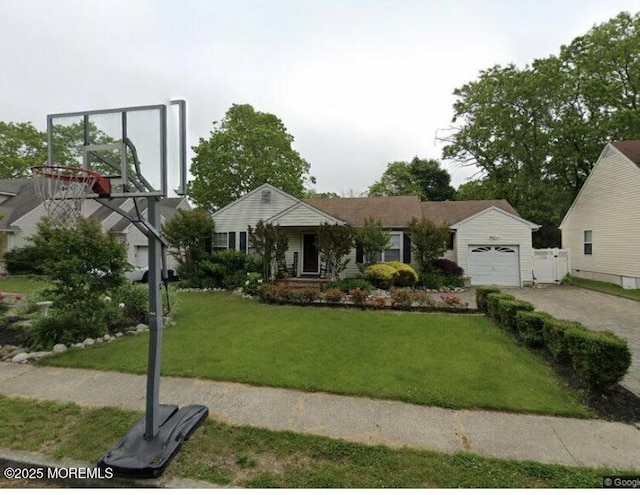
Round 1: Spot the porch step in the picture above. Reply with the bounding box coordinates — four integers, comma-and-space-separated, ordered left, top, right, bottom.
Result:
276, 277, 326, 290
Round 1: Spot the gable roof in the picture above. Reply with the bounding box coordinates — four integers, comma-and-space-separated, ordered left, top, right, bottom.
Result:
611, 140, 640, 167
305, 196, 423, 227
421, 200, 519, 226
450, 205, 539, 229
559, 141, 640, 229
268, 201, 345, 226
0, 179, 42, 230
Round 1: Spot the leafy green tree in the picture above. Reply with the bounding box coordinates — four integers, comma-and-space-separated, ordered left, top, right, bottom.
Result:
31, 217, 129, 332
303, 189, 339, 199
368, 157, 454, 200
0, 121, 47, 178
316, 223, 354, 281
353, 217, 390, 266
248, 220, 288, 281
440, 11, 640, 246
408, 218, 449, 274
162, 208, 215, 266
190, 104, 315, 210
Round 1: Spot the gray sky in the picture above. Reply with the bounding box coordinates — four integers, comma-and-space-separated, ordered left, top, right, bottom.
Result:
1, 0, 638, 196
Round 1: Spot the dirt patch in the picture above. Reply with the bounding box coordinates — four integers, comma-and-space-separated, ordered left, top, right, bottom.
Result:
0, 324, 25, 347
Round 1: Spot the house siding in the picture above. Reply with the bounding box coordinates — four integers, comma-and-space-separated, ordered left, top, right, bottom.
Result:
455, 209, 533, 286
213, 185, 298, 232
561, 145, 640, 284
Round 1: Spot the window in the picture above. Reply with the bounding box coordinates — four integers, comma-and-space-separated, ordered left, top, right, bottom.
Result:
447, 232, 455, 250
213, 232, 228, 250
583, 230, 592, 255
261, 190, 271, 204
583, 230, 593, 255
383, 233, 402, 262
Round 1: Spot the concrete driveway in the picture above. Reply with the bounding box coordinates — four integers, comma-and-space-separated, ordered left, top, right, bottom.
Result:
502, 286, 640, 397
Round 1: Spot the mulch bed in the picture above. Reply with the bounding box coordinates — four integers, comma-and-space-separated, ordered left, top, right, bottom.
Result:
0, 325, 25, 347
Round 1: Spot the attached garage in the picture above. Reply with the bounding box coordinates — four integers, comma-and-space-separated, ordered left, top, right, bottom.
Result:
450, 207, 540, 287
467, 245, 520, 286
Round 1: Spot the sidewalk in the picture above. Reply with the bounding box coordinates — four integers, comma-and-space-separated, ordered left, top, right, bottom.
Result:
0, 362, 638, 471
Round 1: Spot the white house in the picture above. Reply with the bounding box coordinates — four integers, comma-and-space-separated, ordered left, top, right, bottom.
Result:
212, 183, 539, 286
560, 140, 640, 288
0, 178, 189, 271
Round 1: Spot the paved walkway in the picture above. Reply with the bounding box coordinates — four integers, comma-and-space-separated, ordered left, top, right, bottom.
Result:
503, 286, 640, 396
0, 363, 638, 471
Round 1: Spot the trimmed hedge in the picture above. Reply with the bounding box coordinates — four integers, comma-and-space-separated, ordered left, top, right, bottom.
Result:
565, 327, 632, 391
496, 299, 535, 334
478, 289, 632, 391
475, 286, 502, 313
514, 310, 555, 348
485, 292, 515, 321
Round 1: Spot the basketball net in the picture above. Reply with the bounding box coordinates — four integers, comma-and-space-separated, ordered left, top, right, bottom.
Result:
31, 166, 97, 229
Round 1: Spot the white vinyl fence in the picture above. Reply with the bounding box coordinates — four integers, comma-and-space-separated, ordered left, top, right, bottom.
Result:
532, 248, 570, 284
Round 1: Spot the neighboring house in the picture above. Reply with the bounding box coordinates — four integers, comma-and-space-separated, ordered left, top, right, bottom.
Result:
212, 183, 539, 286
0, 178, 189, 270
560, 140, 640, 288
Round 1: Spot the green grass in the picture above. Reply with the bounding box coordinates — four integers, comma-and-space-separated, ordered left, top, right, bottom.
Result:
569, 276, 640, 301
45, 292, 589, 417
0, 395, 632, 488
0, 275, 51, 294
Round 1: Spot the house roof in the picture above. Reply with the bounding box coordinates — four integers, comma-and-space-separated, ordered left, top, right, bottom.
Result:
110, 197, 187, 233
611, 140, 640, 167
421, 200, 519, 226
0, 179, 41, 230
305, 196, 423, 227
306, 196, 520, 228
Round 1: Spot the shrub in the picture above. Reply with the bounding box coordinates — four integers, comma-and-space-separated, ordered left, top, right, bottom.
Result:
363, 263, 397, 290
485, 292, 515, 320
431, 258, 464, 276
564, 327, 632, 391
475, 286, 502, 313
257, 284, 278, 304
298, 287, 321, 304
4, 245, 46, 275
23, 311, 100, 350
386, 261, 418, 287
417, 270, 445, 290
542, 318, 576, 363
323, 278, 372, 294
243, 272, 263, 296
411, 290, 436, 307
349, 287, 370, 306
367, 295, 388, 308
109, 282, 149, 327
514, 310, 555, 348
496, 299, 535, 334
390, 288, 413, 308
323, 288, 344, 303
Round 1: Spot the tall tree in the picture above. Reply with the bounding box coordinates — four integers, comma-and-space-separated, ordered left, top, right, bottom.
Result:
0, 121, 47, 178
441, 11, 640, 246
368, 157, 454, 200
190, 104, 315, 211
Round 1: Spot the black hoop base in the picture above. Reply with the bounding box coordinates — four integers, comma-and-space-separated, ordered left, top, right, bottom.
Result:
97, 404, 209, 479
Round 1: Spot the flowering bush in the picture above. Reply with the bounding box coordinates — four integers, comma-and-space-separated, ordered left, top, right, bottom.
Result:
390, 288, 413, 308
367, 295, 388, 308
348, 287, 370, 306
299, 288, 321, 303
244, 272, 263, 296
439, 294, 468, 308
323, 288, 344, 303
410, 290, 436, 307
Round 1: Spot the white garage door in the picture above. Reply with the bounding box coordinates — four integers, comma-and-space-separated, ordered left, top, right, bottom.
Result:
468, 246, 520, 286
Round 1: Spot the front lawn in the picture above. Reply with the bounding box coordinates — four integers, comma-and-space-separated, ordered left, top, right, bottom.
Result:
0, 395, 627, 488
45, 292, 588, 416
569, 276, 640, 301
0, 275, 50, 294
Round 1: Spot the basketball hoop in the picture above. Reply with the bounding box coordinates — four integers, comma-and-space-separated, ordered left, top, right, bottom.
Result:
30, 165, 110, 229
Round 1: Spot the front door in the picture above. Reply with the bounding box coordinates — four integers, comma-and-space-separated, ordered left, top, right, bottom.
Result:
302, 233, 319, 274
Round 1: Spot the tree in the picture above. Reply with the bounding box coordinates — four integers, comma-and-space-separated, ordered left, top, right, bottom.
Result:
353, 217, 390, 266
303, 189, 339, 199
440, 12, 640, 246
162, 208, 215, 266
316, 223, 354, 281
190, 104, 315, 211
248, 220, 288, 281
0, 121, 47, 178
31, 217, 129, 331
408, 218, 449, 274
368, 157, 455, 200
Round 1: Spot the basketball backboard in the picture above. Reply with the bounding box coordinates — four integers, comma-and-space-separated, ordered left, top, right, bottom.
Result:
46, 101, 187, 198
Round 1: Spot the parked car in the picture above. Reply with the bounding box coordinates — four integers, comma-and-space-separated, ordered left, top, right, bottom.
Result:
126, 266, 179, 283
